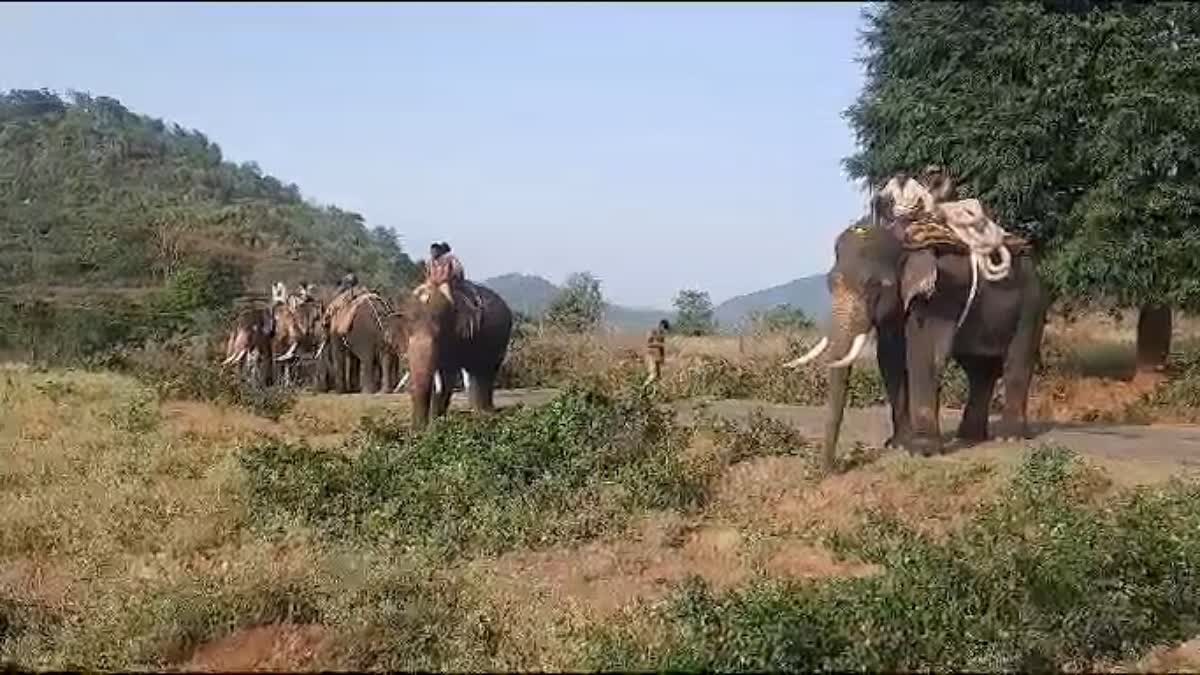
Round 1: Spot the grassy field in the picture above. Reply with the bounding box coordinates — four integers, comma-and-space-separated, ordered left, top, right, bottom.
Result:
4, 309, 1200, 671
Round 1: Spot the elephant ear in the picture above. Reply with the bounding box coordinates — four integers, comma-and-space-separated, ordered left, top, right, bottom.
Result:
901, 249, 938, 311
452, 283, 484, 341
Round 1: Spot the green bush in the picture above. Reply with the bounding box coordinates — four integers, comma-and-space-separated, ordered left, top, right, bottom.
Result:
588, 447, 1200, 671
240, 386, 708, 557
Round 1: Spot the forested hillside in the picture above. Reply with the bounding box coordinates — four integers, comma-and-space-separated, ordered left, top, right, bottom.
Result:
0, 89, 418, 299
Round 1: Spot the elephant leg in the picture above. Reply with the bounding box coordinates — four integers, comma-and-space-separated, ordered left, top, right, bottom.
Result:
347, 353, 361, 392
359, 351, 379, 394
998, 269, 1047, 441
432, 367, 454, 418
906, 311, 956, 457
260, 344, 275, 387
380, 353, 395, 394
956, 354, 1002, 443
876, 322, 910, 450
468, 371, 496, 413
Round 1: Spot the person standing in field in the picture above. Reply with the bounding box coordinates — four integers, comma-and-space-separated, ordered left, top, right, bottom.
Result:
645, 319, 671, 385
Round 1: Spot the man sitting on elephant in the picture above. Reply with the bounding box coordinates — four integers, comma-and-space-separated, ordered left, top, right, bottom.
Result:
873, 164, 958, 237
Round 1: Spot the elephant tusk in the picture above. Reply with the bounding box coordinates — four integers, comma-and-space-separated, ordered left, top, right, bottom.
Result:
394, 371, 410, 393
434, 371, 444, 394
462, 369, 471, 393
783, 337, 829, 368
828, 333, 869, 369
275, 342, 299, 362
222, 348, 247, 367
314, 341, 326, 359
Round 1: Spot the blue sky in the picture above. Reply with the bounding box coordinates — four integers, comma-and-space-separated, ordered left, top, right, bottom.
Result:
3, 2, 868, 309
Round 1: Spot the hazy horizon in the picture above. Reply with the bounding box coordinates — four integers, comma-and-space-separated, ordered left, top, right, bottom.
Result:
3, 1, 868, 308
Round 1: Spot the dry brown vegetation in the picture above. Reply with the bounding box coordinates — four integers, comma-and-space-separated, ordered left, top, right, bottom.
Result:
3, 311, 1200, 671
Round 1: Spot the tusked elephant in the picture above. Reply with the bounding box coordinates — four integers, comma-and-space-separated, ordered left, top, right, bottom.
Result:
786, 214, 1046, 470
271, 282, 326, 387
389, 278, 513, 429
222, 305, 276, 387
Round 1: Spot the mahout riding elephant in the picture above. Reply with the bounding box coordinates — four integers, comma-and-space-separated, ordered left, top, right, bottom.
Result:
786, 212, 1046, 470
271, 282, 326, 387
390, 278, 513, 429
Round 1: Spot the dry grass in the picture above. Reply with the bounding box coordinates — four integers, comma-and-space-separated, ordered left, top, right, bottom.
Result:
4, 310, 1200, 671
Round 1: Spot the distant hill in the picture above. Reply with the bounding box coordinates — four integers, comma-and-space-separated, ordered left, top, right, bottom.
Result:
0, 89, 419, 298
482, 273, 667, 332
713, 274, 831, 331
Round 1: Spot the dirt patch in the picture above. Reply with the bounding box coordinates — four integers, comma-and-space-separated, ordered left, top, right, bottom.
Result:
475, 515, 873, 620
1030, 373, 1164, 424
712, 453, 1004, 540
185, 623, 332, 672
0, 557, 77, 609
1111, 635, 1200, 673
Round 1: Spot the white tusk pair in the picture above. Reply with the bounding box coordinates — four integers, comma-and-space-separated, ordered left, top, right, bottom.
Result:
782, 337, 829, 368
275, 342, 299, 362
828, 333, 869, 369
394, 369, 470, 395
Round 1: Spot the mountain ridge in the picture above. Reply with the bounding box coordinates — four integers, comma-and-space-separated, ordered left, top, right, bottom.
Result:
482, 272, 832, 333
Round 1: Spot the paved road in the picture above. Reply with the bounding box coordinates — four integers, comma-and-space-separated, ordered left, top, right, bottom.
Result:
482, 388, 1200, 468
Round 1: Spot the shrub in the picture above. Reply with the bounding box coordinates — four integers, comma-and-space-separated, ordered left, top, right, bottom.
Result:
587, 447, 1200, 671
239, 386, 709, 557
116, 344, 296, 420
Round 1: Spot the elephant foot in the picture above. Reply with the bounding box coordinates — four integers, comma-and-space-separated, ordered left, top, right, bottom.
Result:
955, 425, 989, 444
906, 435, 943, 458
994, 420, 1031, 444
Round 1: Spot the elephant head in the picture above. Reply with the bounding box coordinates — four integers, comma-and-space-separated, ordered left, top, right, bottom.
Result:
223, 305, 275, 386
785, 222, 907, 470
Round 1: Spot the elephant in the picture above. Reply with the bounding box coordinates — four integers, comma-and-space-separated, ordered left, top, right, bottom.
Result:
222, 305, 276, 387
271, 283, 326, 387
786, 215, 1047, 470
321, 288, 401, 394
388, 278, 513, 429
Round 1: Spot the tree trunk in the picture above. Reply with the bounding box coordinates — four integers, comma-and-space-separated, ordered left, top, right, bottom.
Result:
1135, 304, 1172, 373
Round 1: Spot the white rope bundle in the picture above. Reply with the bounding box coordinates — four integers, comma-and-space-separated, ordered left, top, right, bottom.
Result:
936, 198, 1013, 327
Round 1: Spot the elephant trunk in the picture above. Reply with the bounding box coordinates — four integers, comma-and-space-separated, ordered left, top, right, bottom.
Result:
821, 283, 871, 473
407, 332, 438, 430
823, 363, 851, 473
825, 282, 872, 368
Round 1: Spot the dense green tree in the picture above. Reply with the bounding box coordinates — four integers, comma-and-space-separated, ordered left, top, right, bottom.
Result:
545, 272, 605, 333
844, 2, 1200, 370
672, 289, 717, 336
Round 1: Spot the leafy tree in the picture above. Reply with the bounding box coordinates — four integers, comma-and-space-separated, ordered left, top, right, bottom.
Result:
844, 2, 1200, 371
545, 272, 605, 333
748, 304, 814, 335
672, 289, 717, 336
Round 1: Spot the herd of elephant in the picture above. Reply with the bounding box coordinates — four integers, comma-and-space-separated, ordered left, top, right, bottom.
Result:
222, 200, 1046, 463
222, 278, 514, 429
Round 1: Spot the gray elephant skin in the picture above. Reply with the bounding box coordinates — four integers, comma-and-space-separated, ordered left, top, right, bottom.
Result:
391, 280, 513, 429
797, 221, 1047, 470
321, 291, 401, 395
